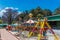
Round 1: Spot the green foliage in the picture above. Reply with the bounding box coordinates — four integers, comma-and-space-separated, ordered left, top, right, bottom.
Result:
43, 9, 52, 17
54, 7, 60, 15
37, 14, 43, 18
0, 19, 2, 24
12, 21, 15, 24
16, 6, 52, 21
2, 8, 18, 24
30, 7, 43, 17
17, 10, 29, 21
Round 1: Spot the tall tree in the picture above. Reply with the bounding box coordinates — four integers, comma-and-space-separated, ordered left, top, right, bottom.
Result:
23, 10, 29, 20
30, 9, 35, 17
54, 7, 60, 15
2, 7, 18, 24
17, 12, 25, 22
43, 9, 52, 17
35, 6, 42, 14
30, 6, 43, 18
16, 10, 29, 21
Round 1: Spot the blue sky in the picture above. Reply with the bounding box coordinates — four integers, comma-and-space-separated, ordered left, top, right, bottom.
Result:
0, 0, 60, 16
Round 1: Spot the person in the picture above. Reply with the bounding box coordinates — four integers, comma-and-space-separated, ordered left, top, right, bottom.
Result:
7, 25, 12, 31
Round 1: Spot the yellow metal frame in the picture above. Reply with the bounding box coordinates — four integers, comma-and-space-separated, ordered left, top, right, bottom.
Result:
28, 18, 59, 40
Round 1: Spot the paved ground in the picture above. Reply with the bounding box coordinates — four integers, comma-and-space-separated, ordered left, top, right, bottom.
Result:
0, 29, 60, 40
0, 29, 19, 40
0, 32, 1, 39
19, 30, 60, 40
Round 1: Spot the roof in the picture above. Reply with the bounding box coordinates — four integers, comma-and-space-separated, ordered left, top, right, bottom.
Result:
46, 14, 60, 21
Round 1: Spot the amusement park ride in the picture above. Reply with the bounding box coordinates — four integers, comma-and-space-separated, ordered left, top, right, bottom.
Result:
27, 13, 59, 40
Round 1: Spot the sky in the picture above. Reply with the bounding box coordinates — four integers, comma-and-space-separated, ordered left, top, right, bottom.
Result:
0, 0, 60, 16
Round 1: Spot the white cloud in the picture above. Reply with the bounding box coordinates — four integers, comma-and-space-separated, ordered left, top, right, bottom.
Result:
0, 9, 6, 17
1, 9, 6, 12
0, 7, 20, 17
15, 8, 18, 10
18, 11, 22, 14
5, 7, 9, 9
0, 7, 14, 17
5, 7, 14, 9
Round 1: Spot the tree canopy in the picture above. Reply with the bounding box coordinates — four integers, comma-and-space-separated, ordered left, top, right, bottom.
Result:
2, 7, 18, 24
1, 6, 60, 24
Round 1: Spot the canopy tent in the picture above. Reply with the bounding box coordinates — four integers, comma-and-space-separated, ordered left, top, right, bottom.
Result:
23, 20, 35, 26
26, 20, 35, 24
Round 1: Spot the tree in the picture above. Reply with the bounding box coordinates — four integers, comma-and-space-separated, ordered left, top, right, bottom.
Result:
23, 10, 29, 20
54, 7, 60, 15
43, 9, 52, 17
17, 12, 25, 22
35, 6, 42, 14
30, 9, 35, 17
0, 16, 2, 24
2, 7, 18, 24
16, 10, 29, 22
37, 14, 43, 19
30, 6, 43, 19
0, 19, 2, 24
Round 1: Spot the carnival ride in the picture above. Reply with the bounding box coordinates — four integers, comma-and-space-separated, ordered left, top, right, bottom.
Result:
13, 13, 60, 40
27, 13, 59, 40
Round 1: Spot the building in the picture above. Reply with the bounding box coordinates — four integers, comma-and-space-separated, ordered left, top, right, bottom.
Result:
47, 14, 60, 29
